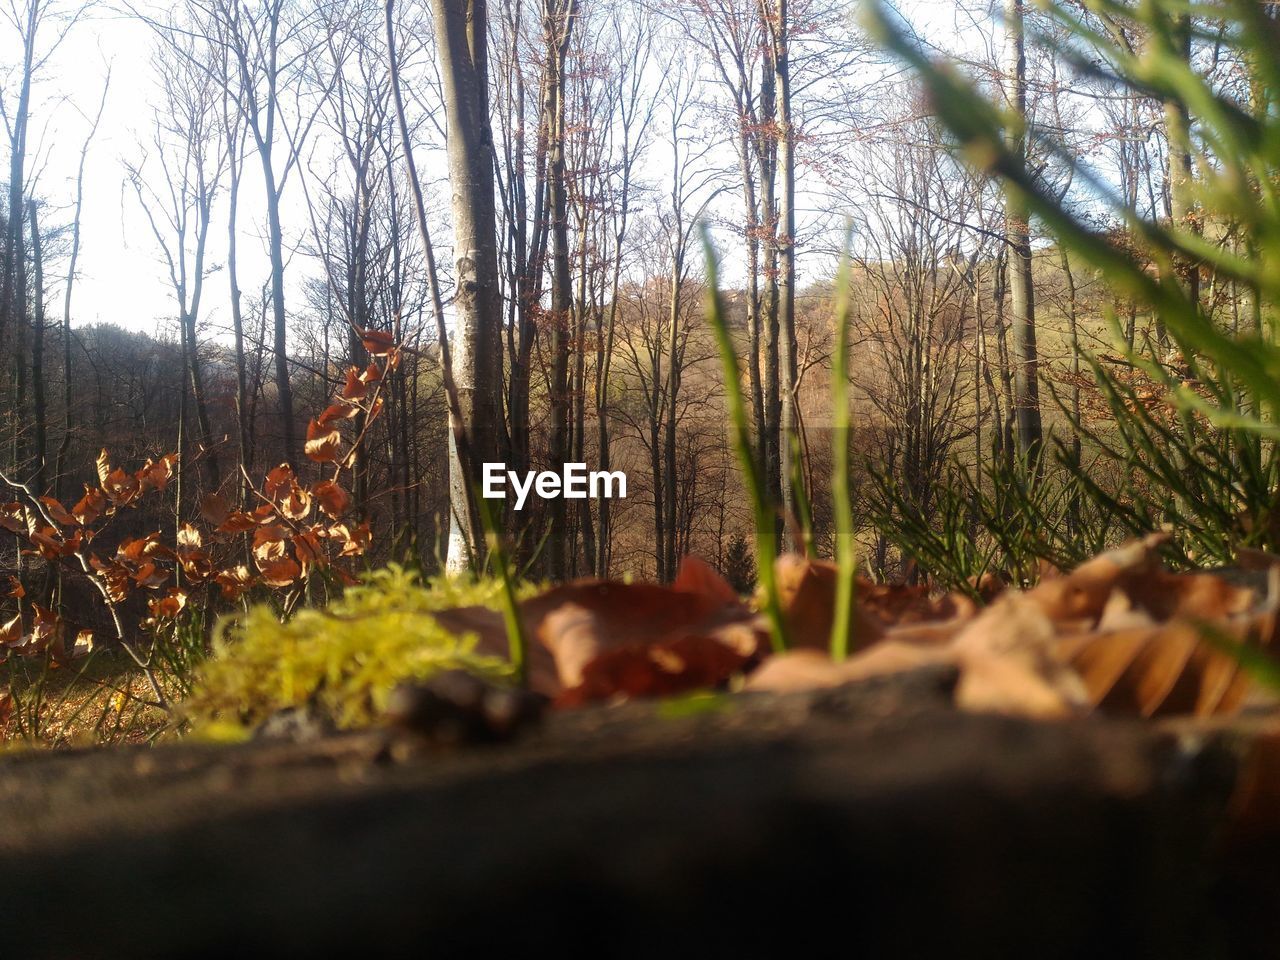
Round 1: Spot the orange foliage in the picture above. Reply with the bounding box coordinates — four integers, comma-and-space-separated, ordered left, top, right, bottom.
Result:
0, 344, 400, 660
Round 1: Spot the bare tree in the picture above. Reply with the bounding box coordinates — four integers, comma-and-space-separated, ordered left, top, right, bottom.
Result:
52, 74, 107, 501
428, 0, 506, 571
142, 0, 336, 465
853, 110, 980, 532
1002, 0, 1042, 458
0, 0, 84, 487
126, 42, 227, 493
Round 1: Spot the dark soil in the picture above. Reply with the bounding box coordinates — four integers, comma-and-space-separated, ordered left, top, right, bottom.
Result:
1, 666, 1276, 958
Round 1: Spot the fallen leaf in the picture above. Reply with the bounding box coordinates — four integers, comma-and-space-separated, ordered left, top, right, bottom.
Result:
951, 592, 1090, 720
434, 556, 758, 700
672, 555, 739, 606
1027, 532, 1169, 624
776, 555, 978, 651
1236, 546, 1280, 571
556, 634, 753, 707
746, 643, 952, 693
774, 555, 884, 652
534, 561, 762, 691
1056, 617, 1263, 718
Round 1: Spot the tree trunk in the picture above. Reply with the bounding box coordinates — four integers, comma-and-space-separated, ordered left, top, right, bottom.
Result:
260, 161, 297, 467
1, 10, 33, 359
1164, 11, 1199, 313
1003, 0, 1043, 461
663, 254, 682, 582
27, 200, 46, 495
542, 0, 577, 580
432, 0, 507, 573
185, 191, 220, 491
757, 9, 782, 550
227, 137, 253, 502
54, 80, 103, 502
573, 217, 593, 577
738, 128, 766, 476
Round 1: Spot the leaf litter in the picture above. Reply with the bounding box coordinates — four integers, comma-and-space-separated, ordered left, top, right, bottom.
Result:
436, 535, 1280, 723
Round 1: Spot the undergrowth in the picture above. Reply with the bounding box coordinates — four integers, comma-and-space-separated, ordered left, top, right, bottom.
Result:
181, 565, 533, 739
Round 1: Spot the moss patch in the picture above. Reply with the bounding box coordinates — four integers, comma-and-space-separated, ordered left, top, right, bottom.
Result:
183, 565, 531, 736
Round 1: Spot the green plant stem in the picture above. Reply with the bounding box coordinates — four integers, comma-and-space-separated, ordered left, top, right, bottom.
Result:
476, 488, 528, 686
788, 430, 815, 558
701, 226, 788, 654
830, 237, 857, 659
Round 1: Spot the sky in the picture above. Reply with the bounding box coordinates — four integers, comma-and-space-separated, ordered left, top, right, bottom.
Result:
14, 8, 174, 328
2, 0, 979, 339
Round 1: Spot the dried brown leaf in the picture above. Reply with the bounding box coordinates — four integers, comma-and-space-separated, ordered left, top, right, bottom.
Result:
318, 402, 359, 427
341, 367, 368, 401
148, 588, 187, 620
71, 486, 106, 525
38, 496, 76, 527
258, 556, 302, 588
358, 327, 395, 356
951, 593, 1090, 720
746, 643, 953, 693
199, 492, 232, 527
314, 480, 352, 519
305, 419, 342, 463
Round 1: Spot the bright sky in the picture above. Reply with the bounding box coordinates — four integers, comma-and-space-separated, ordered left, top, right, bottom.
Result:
16, 8, 175, 329
3, 0, 981, 338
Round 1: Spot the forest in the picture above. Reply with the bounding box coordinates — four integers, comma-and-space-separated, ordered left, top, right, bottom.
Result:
0, 0, 1275, 749
5, 0, 1280, 949
0, 0, 1170, 601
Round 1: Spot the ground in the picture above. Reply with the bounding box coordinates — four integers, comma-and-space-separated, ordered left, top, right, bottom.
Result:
0, 666, 1276, 957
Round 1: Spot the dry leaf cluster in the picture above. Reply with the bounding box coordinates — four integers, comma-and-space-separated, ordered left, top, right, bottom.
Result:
444, 534, 1280, 720
0, 331, 399, 663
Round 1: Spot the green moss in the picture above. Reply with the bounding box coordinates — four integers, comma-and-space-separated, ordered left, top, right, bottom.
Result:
182, 565, 531, 734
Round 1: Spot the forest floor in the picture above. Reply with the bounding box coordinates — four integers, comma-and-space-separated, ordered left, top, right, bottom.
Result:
1, 665, 1278, 958
0, 652, 176, 748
